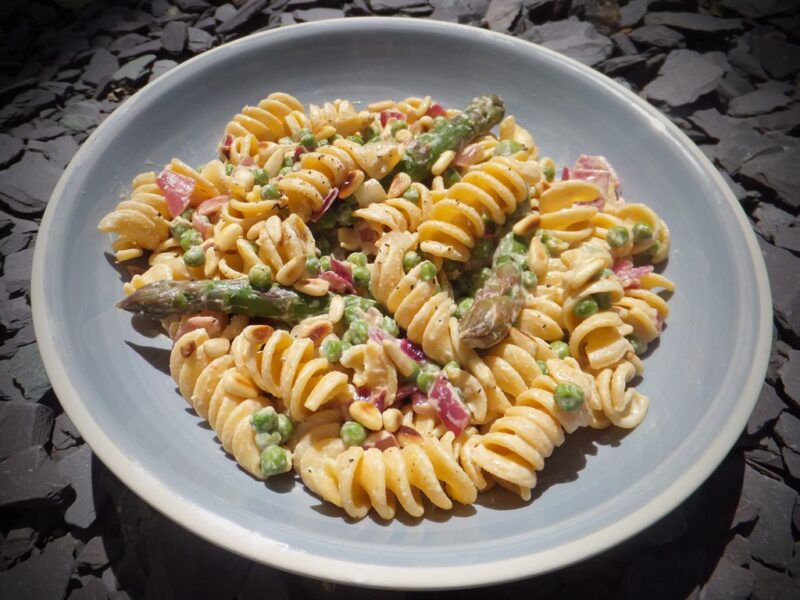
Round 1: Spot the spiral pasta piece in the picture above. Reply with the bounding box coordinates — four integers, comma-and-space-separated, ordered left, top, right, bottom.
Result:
224, 92, 307, 142
590, 359, 649, 429
417, 156, 540, 261
231, 325, 353, 422
537, 179, 601, 246
170, 328, 273, 479
308, 99, 372, 137
352, 182, 431, 236
98, 172, 170, 261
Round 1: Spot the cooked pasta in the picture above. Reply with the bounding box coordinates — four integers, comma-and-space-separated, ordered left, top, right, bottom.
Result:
101, 92, 675, 521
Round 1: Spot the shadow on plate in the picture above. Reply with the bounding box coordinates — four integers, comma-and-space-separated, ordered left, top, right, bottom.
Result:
124, 340, 171, 376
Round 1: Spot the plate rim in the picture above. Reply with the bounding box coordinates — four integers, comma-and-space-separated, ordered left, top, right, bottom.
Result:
31, 16, 773, 589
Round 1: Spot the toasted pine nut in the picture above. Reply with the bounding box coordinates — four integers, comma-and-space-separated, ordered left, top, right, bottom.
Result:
276, 254, 307, 285
367, 100, 394, 112
203, 337, 231, 359
265, 215, 283, 244
115, 248, 142, 262
244, 324, 273, 344
339, 169, 365, 199
294, 278, 330, 297
396, 425, 424, 447
349, 401, 383, 431
512, 213, 541, 236
387, 172, 412, 198
382, 408, 402, 433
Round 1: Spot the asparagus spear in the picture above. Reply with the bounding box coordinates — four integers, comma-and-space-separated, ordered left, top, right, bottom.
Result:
395, 95, 505, 182
118, 279, 331, 324
458, 233, 528, 349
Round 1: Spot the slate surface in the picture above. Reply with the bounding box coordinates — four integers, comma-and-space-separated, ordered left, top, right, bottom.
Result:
0, 0, 798, 598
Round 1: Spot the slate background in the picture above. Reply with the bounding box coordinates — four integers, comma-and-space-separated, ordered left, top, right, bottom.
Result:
0, 0, 799, 598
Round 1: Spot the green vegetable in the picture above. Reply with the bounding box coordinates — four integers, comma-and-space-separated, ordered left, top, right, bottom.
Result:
573, 298, 599, 319
347, 252, 367, 267
403, 251, 422, 272
494, 139, 524, 156
346, 134, 364, 145
380, 316, 399, 337
647, 240, 662, 257
626, 334, 641, 354
278, 166, 292, 176
275, 414, 293, 443
179, 229, 202, 251
595, 292, 612, 310
255, 432, 281, 450
454, 297, 474, 319
536, 360, 548, 375
632, 222, 653, 243
419, 261, 437, 281
259, 446, 289, 477
473, 238, 493, 259
224, 163, 234, 176
279, 136, 293, 145
253, 168, 269, 186
522, 270, 538, 290
544, 164, 555, 182
416, 366, 439, 393
117, 279, 331, 323
403, 187, 420, 203
554, 382, 585, 411
299, 130, 317, 150
349, 320, 369, 345
183, 246, 205, 268
606, 226, 629, 248
601, 268, 614, 278
250, 406, 279, 433
390, 120, 408, 135
305, 255, 320, 277
170, 217, 192, 241
319, 255, 332, 272
260, 183, 281, 200
470, 267, 492, 292
394, 95, 505, 182
321, 339, 343, 363
353, 265, 370, 287
550, 340, 570, 359
443, 167, 461, 188
340, 421, 367, 447
248, 265, 273, 292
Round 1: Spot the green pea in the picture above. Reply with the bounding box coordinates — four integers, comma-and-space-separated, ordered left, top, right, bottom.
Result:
536, 360, 548, 375
632, 222, 653, 243
346, 134, 364, 145
349, 320, 369, 345
183, 245, 205, 268
340, 421, 367, 447
606, 226, 629, 248
550, 340, 570, 359
601, 268, 614, 278
340, 341, 352, 353
248, 264, 273, 292
390, 120, 408, 135
253, 168, 269, 186
255, 431, 282, 450
403, 251, 422, 272
522, 270, 538, 290
259, 446, 289, 476
626, 334, 641, 354
353, 265, 370, 287
300, 134, 317, 151
544, 164, 555, 182
305, 255, 320, 277
573, 298, 599, 319
180, 208, 195, 220
250, 406, 278, 433
344, 305, 363, 325
495, 140, 524, 156
454, 297, 474, 319
278, 166, 292, 176
276, 414, 293, 443
495, 255, 512, 266
444, 361, 460, 372
278, 136, 294, 145
416, 367, 439, 394
595, 292, 612, 310
295, 128, 312, 143
647, 240, 662, 257
224, 163, 234, 176
473, 238, 492, 259
319, 255, 332, 272
317, 138, 329, 147
554, 382, 585, 411
347, 252, 367, 267
260, 183, 281, 200
380, 316, 399, 337
321, 339, 343, 363
443, 167, 461, 188
170, 218, 191, 241
179, 229, 202, 251
403, 187, 420, 203
418, 260, 437, 281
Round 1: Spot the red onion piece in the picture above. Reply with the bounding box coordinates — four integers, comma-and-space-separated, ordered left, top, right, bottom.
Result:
318, 271, 354, 294
219, 134, 233, 158
196, 195, 229, 218
574, 154, 620, 191
293, 145, 307, 162
191, 213, 212, 240
411, 391, 437, 417
428, 374, 470, 436
157, 169, 196, 218
561, 166, 570, 180
613, 259, 654, 289
356, 387, 386, 412
453, 145, 481, 168
363, 431, 399, 451
425, 103, 446, 118
368, 326, 391, 344
310, 187, 339, 222
330, 257, 354, 286
400, 339, 425, 362
380, 110, 406, 127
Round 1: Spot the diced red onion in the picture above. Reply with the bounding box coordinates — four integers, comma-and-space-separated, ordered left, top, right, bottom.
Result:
357, 387, 386, 412
612, 259, 654, 289
219, 134, 233, 158
576, 197, 605, 210
358, 224, 378, 243
400, 339, 425, 362
574, 154, 620, 191
453, 145, 481, 168
368, 326, 391, 344
380, 110, 406, 127
330, 256, 354, 286
425, 103, 446, 118
293, 145, 307, 162
191, 213, 212, 240
157, 169, 196, 218
196, 195, 229, 218
240, 156, 255, 167
310, 187, 339, 222
318, 271, 354, 294
428, 374, 470, 436
561, 166, 570, 180
363, 431, 399, 451
655, 313, 663, 332
411, 391, 437, 417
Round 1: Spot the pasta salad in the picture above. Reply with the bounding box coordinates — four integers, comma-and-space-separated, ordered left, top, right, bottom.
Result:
98, 92, 674, 520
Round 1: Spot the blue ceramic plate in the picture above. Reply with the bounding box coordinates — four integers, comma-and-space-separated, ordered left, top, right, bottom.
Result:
32, 18, 771, 589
